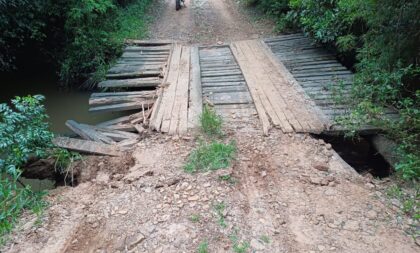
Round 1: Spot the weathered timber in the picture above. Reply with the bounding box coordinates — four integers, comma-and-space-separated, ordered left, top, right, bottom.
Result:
98, 78, 161, 88
53, 137, 121, 156
125, 39, 173, 46
65, 120, 115, 144
91, 91, 156, 98
89, 96, 156, 106
106, 70, 161, 79
89, 100, 155, 113
188, 46, 203, 129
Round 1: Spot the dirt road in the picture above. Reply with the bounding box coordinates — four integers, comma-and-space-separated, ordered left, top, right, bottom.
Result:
2, 0, 418, 252
149, 0, 273, 43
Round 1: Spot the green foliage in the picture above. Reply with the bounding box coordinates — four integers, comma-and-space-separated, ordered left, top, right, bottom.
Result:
0, 95, 52, 242
184, 141, 236, 174
386, 184, 419, 227
197, 240, 209, 253
0, 176, 47, 243
200, 105, 223, 137
260, 235, 270, 244
0, 0, 152, 87
60, 0, 152, 87
0, 95, 54, 177
213, 201, 227, 228
230, 234, 250, 253
190, 214, 201, 223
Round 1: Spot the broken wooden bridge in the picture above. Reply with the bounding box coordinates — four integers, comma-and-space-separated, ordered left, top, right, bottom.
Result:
55, 34, 397, 155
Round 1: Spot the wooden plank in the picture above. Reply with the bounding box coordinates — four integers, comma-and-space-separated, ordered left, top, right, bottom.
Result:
125, 39, 173, 46
90, 96, 154, 106
53, 137, 121, 157
65, 120, 115, 144
201, 76, 245, 83
96, 112, 143, 127
202, 81, 247, 87
98, 78, 161, 88
242, 41, 297, 132
260, 40, 330, 132
90, 90, 156, 99
89, 100, 154, 113
106, 70, 161, 79
124, 46, 171, 52
188, 46, 203, 129
207, 92, 253, 105
203, 85, 248, 94
201, 71, 242, 78
169, 46, 191, 135
151, 44, 182, 131
108, 65, 162, 74
91, 91, 156, 98
230, 43, 271, 135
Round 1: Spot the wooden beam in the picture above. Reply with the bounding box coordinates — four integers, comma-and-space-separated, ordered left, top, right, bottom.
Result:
98, 78, 161, 88
65, 120, 115, 144
89, 100, 155, 113
188, 46, 203, 129
53, 137, 121, 157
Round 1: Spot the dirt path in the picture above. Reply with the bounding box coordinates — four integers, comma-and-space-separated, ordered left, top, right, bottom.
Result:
2, 0, 418, 252
149, 0, 273, 43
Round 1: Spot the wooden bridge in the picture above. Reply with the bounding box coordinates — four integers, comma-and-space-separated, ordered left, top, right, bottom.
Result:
54, 34, 398, 155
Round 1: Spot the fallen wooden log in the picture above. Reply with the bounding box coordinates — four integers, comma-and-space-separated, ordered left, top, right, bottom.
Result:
98, 78, 162, 88
53, 137, 122, 157
66, 120, 115, 144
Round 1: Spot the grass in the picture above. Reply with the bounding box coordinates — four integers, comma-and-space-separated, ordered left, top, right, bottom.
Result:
190, 214, 201, 223
197, 240, 209, 253
260, 235, 270, 244
0, 177, 47, 245
214, 201, 227, 228
218, 175, 237, 185
386, 184, 420, 223
200, 105, 223, 137
230, 234, 250, 253
184, 141, 236, 174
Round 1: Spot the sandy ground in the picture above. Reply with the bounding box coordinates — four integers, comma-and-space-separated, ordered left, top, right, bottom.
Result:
1, 0, 419, 252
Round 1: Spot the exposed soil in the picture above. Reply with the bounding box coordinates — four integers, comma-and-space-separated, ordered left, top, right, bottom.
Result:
2, 0, 418, 252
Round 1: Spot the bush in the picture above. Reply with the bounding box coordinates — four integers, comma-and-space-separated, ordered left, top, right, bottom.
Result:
0, 0, 152, 88
0, 95, 53, 241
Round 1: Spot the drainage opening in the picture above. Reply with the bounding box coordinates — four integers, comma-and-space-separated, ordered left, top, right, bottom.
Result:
20, 158, 80, 191
316, 134, 392, 178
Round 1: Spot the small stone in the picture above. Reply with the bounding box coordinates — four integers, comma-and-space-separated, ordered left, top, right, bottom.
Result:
317, 245, 326, 251
127, 233, 145, 250
366, 210, 377, 219
343, 220, 359, 231
203, 183, 211, 188
251, 239, 265, 250
325, 143, 332, 150
188, 195, 199, 201
261, 171, 267, 177
313, 162, 329, 172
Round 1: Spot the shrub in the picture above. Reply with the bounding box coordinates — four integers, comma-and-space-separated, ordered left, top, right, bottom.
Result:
0, 95, 53, 241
